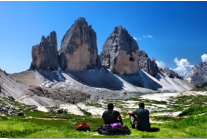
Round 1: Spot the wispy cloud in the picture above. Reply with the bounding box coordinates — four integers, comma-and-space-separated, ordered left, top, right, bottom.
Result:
143, 35, 153, 38
156, 61, 165, 68
173, 58, 193, 76
133, 37, 142, 41
201, 54, 207, 62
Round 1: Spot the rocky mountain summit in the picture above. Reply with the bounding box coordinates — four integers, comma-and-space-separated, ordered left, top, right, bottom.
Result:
184, 61, 207, 86
100, 26, 139, 75
158, 67, 182, 79
2, 17, 194, 107
30, 31, 58, 71
138, 50, 158, 77
58, 17, 99, 72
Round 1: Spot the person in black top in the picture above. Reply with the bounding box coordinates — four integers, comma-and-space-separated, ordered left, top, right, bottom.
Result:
102, 103, 123, 124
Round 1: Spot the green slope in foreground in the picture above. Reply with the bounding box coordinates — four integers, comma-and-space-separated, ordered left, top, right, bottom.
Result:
0, 90, 207, 138
0, 113, 207, 138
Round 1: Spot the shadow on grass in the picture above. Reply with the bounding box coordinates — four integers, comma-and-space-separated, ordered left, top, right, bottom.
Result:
133, 127, 160, 132
147, 127, 160, 132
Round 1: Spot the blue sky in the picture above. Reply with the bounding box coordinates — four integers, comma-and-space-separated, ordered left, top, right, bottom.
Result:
0, 1, 207, 75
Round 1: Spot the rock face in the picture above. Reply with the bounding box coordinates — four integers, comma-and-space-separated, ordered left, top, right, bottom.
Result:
100, 26, 139, 75
184, 61, 207, 86
138, 50, 158, 77
30, 31, 58, 71
163, 67, 182, 79
58, 17, 98, 72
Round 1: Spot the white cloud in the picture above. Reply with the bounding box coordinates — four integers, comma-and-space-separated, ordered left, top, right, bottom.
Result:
173, 58, 193, 76
143, 35, 146, 38
133, 37, 141, 41
201, 54, 207, 62
156, 61, 165, 68
147, 35, 153, 38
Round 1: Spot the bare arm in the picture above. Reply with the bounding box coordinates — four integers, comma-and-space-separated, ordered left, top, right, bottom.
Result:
117, 114, 122, 120
128, 111, 133, 115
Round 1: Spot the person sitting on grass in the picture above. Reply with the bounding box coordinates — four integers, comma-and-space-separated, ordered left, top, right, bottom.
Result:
102, 103, 123, 125
127, 102, 150, 131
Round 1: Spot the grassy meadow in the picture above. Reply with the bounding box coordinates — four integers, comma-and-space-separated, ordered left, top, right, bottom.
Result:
0, 91, 207, 138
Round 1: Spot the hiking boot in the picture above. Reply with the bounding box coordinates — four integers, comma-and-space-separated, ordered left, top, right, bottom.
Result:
134, 121, 138, 130
130, 114, 136, 128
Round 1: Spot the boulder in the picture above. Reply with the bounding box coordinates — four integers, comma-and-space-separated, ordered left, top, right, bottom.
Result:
7, 110, 14, 115
163, 67, 182, 79
18, 106, 23, 110
31, 108, 38, 112
48, 109, 63, 114
138, 50, 158, 77
184, 61, 207, 86
57, 109, 63, 114
8, 96, 15, 101
59, 17, 98, 72
30, 31, 58, 71
100, 26, 139, 75
17, 111, 24, 116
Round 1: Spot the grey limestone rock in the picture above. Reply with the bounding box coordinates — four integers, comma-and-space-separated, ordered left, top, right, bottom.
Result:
30, 31, 58, 71
58, 17, 98, 72
96, 55, 103, 70
138, 50, 159, 77
163, 67, 182, 79
100, 26, 139, 75
184, 61, 207, 86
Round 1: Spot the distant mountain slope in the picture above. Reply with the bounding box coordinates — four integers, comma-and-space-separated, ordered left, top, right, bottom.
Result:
184, 61, 207, 86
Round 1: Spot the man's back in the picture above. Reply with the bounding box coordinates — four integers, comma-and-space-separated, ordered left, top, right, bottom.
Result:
102, 110, 120, 124
132, 109, 150, 131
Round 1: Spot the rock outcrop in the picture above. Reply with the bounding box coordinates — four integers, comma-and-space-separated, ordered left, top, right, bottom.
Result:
162, 67, 182, 79
184, 61, 207, 86
58, 17, 98, 72
138, 50, 158, 77
30, 31, 58, 71
100, 26, 139, 75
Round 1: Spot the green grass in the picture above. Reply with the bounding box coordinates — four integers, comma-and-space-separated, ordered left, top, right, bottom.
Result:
179, 106, 207, 116
1, 92, 207, 137
1, 114, 207, 138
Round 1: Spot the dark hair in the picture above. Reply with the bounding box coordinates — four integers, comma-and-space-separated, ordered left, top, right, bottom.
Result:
108, 103, 114, 110
139, 102, 144, 108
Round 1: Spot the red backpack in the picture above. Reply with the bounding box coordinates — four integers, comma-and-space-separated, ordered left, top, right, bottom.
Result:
76, 123, 90, 131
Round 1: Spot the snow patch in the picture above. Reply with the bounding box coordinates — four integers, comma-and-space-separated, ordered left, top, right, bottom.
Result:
87, 69, 96, 72
186, 78, 191, 82
59, 104, 84, 115
139, 68, 143, 77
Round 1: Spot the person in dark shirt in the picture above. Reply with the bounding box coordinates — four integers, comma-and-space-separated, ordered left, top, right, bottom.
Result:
102, 103, 123, 125
127, 102, 150, 131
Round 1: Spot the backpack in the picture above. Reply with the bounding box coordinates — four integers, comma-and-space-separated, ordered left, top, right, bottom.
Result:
97, 122, 131, 135
76, 123, 90, 131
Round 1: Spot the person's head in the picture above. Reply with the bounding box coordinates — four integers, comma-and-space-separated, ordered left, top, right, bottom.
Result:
107, 103, 114, 110
139, 102, 145, 109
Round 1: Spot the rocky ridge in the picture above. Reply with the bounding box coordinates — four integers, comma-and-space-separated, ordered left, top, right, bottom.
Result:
30, 31, 58, 71
138, 50, 159, 77
162, 67, 182, 79
0, 17, 193, 107
100, 26, 139, 75
58, 17, 99, 72
184, 61, 207, 86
